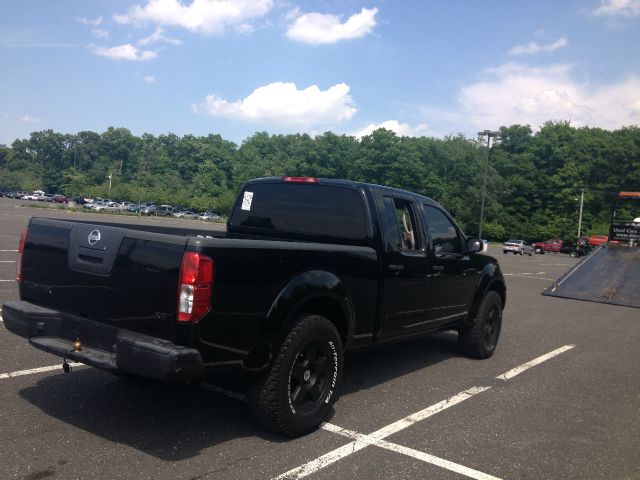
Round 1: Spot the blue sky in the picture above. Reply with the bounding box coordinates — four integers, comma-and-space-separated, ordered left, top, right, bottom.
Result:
1, 0, 639, 146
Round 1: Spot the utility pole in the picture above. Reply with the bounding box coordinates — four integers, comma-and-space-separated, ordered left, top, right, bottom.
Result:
577, 189, 584, 239
107, 174, 112, 198
477, 130, 500, 240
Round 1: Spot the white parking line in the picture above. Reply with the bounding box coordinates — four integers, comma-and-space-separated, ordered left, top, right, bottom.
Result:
496, 345, 575, 381
273, 387, 491, 479
503, 273, 555, 281
0, 279, 15, 282
0, 260, 16, 263
0, 249, 18, 252
322, 423, 502, 480
0, 363, 85, 379
275, 345, 577, 479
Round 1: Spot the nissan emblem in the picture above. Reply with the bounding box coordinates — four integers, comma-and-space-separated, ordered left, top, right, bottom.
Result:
88, 229, 101, 246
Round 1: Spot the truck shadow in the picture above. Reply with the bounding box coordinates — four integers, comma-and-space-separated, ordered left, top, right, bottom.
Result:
19, 369, 263, 461
341, 331, 458, 396
18, 332, 458, 460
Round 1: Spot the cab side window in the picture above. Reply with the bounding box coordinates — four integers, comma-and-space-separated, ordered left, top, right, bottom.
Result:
422, 205, 461, 253
382, 197, 420, 251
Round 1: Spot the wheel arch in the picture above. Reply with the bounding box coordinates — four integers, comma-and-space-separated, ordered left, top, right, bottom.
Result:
467, 265, 506, 324
264, 270, 355, 350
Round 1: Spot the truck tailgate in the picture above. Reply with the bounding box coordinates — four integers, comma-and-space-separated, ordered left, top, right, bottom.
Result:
19, 218, 189, 341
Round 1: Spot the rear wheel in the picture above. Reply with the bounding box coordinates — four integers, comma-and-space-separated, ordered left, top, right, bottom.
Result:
248, 315, 343, 437
459, 291, 502, 359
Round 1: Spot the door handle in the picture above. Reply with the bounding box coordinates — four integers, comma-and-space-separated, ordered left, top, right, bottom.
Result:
388, 264, 404, 271
432, 265, 445, 271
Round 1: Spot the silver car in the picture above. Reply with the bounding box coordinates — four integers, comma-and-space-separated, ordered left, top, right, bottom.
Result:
93, 201, 121, 213
503, 239, 533, 256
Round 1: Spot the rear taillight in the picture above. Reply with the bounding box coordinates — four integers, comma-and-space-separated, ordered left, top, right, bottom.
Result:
177, 252, 214, 323
16, 228, 27, 283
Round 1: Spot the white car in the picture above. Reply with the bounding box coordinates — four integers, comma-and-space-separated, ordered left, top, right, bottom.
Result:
503, 239, 533, 256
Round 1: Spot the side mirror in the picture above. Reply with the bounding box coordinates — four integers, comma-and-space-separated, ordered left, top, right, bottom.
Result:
465, 238, 482, 253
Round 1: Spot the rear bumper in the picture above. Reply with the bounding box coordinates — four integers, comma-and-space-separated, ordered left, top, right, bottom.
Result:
2, 300, 204, 382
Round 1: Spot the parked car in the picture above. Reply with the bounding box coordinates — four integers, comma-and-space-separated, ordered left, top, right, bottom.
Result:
93, 201, 121, 213
3, 176, 505, 437
139, 205, 156, 216
532, 238, 564, 254
199, 211, 221, 222
173, 210, 198, 219
155, 205, 174, 216
588, 235, 608, 246
503, 239, 533, 256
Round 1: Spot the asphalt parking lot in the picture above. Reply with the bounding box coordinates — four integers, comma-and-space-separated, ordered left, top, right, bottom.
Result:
1, 198, 638, 480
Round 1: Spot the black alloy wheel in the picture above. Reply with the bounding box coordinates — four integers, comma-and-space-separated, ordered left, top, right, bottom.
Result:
458, 290, 503, 359
248, 314, 343, 437
289, 342, 332, 413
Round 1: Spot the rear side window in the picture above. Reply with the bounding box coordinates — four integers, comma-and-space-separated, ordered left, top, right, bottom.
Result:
230, 183, 367, 240
422, 205, 462, 253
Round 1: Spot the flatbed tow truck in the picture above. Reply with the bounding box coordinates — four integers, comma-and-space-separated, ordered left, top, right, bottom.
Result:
543, 192, 640, 309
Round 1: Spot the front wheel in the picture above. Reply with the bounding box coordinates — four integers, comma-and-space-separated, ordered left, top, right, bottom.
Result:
459, 291, 503, 359
248, 315, 343, 437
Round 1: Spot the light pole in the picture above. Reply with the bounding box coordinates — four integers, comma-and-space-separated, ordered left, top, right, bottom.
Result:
477, 129, 500, 240
577, 189, 584, 239
107, 174, 112, 198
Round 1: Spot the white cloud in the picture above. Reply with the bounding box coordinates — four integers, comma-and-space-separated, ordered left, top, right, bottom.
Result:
19, 115, 40, 124
91, 28, 110, 39
353, 120, 430, 138
592, 0, 640, 16
453, 63, 640, 131
508, 37, 568, 56
143, 75, 156, 83
138, 27, 182, 45
77, 16, 103, 26
114, 0, 273, 34
287, 7, 378, 44
92, 43, 158, 61
193, 82, 357, 126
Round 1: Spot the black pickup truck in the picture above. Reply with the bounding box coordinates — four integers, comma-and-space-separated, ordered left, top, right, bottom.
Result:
3, 176, 506, 436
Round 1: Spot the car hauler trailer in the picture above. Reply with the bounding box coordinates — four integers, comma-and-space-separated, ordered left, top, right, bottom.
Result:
542, 192, 640, 308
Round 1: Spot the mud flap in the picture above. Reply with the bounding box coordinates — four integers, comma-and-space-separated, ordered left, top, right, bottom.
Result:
542, 244, 640, 309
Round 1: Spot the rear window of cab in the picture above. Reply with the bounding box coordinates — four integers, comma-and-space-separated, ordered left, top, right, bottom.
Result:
229, 183, 368, 241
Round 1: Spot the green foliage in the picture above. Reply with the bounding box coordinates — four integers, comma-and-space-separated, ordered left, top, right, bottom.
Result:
2, 123, 639, 241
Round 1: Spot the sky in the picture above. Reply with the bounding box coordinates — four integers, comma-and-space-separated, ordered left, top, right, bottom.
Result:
1, 0, 639, 146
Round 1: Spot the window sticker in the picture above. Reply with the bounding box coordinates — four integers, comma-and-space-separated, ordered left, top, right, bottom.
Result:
241, 191, 254, 211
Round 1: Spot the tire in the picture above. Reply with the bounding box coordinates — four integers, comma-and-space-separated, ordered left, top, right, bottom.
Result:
528, 251, 533, 256
458, 291, 503, 359
503, 250, 507, 254
535, 247, 543, 254
248, 315, 343, 437
570, 251, 577, 258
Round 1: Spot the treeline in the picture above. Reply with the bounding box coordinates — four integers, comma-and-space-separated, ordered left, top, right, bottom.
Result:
0, 122, 639, 241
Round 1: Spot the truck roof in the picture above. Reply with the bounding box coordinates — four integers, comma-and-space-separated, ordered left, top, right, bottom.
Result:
247, 176, 443, 209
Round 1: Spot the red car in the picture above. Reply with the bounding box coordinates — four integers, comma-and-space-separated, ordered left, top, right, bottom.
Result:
532, 239, 563, 254
588, 235, 608, 246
